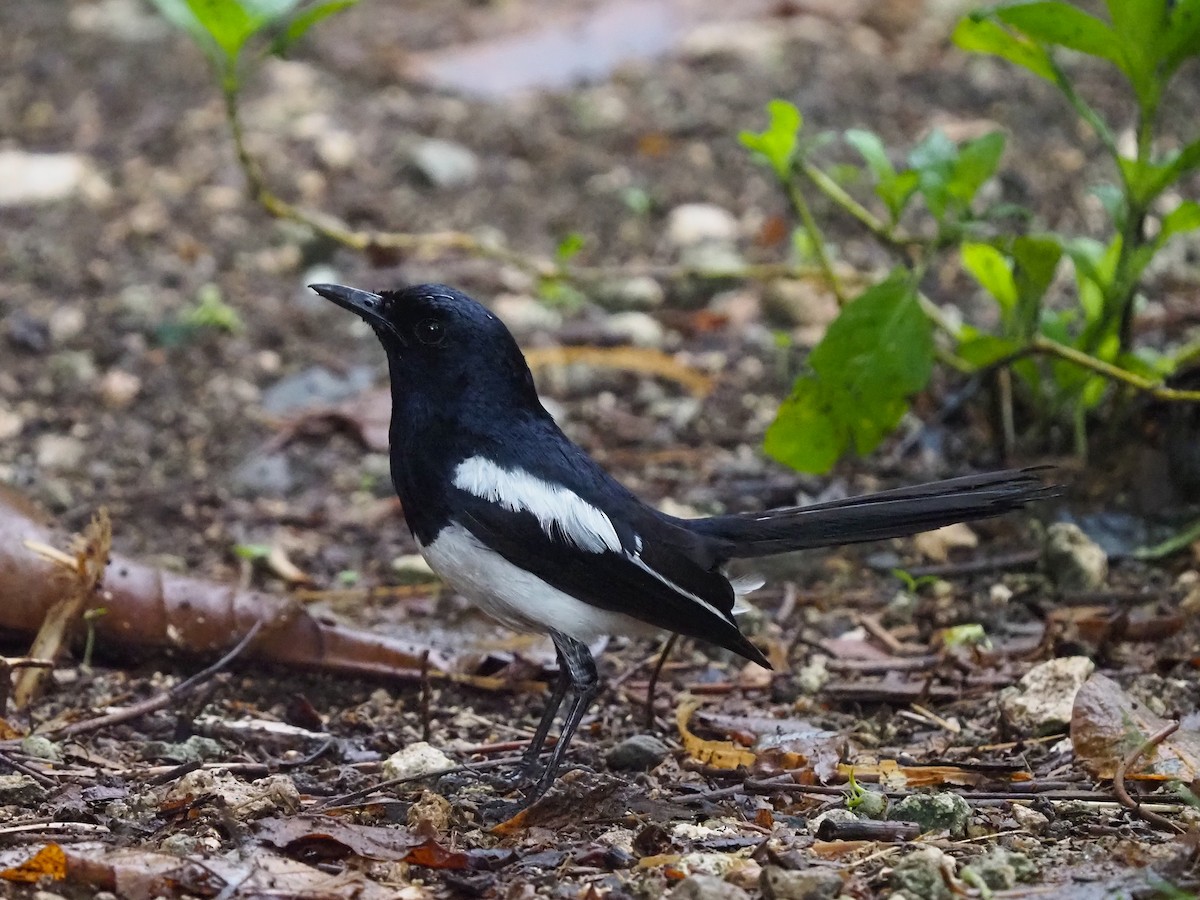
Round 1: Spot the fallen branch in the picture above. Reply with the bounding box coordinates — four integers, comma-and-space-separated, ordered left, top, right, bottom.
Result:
0, 486, 521, 689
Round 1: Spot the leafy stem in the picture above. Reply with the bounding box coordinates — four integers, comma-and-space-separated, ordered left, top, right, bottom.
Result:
783, 178, 845, 305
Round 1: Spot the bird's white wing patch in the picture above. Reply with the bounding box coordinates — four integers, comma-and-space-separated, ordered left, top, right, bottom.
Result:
453, 456, 623, 553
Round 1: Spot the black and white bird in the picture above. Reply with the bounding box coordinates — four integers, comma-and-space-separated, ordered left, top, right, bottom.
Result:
312, 282, 1051, 797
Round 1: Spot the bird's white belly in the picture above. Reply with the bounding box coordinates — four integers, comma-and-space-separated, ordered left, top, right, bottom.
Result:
417, 523, 658, 643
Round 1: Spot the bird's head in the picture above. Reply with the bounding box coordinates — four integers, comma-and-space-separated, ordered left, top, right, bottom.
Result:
310, 282, 540, 411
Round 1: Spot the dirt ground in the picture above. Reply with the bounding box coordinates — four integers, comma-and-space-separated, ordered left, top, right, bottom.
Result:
2, 0, 1199, 897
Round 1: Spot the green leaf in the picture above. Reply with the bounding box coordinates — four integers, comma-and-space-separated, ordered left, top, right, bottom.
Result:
234, 543, 271, 560
846, 129, 917, 221
1011, 235, 1062, 336
555, 231, 586, 262
184, 0, 271, 62
1120, 346, 1175, 381
962, 242, 1017, 312
952, 16, 1055, 82
1090, 183, 1126, 229
808, 276, 933, 397
995, 1, 1121, 63
908, 129, 958, 219
845, 129, 895, 181
957, 332, 1022, 368
1119, 156, 1178, 206
764, 378, 845, 474
948, 131, 1005, 205
766, 276, 934, 473
1105, 0, 1170, 101
1160, 200, 1200, 242
1163, 0, 1200, 74
877, 170, 920, 223
272, 0, 356, 54
739, 100, 803, 181
1133, 138, 1200, 205
149, 0, 223, 62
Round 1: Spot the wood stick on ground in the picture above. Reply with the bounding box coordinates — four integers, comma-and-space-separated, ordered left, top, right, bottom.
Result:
645, 633, 680, 730
1113, 720, 1185, 834
28, 619, 265, 744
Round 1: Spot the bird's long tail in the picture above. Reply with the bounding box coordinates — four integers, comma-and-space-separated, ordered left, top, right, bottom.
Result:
690, 468, 1054, 560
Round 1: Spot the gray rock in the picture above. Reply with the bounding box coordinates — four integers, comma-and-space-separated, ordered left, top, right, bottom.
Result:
669, 874, 751, 900
606, 734, 669, 771
231, 451, 295, 497
762, 279, 840, 338
261, 366, 374, 415
890, 847, 953, 900
605, 311, 665, 348
998, 655, 1095, 734
680, 241, 746, 275
70, 0, 171, 41
965, 847, 1037, 890
21, 736, 61, 763
0, 150, 108, 206
0, 774, 48, 805
0, 406, 24, 441
888, 791, 971, 837
50, 350, 98, 385
36, 434, 86, 471
492, 294, 563, 336
594, 275, 665, 310
760, 865, 843, 900
1010, 803, 1050, 833
7, 313, 51, 353
1043, 522, 1107, 590
141, 736, 226, 763
666, 203, 739, 248
382, 742, 455, 780
410, 138, 480, 189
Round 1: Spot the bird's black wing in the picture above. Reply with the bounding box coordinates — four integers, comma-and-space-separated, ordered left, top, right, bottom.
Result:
452, 492, 769, 667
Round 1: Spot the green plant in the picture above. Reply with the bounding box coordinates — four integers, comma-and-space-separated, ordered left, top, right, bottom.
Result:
81, 607, 108, 671
150, 0, 355, 94
183, 283, 245, 333
891, 568, 942, 593
747, 0, 1200, 472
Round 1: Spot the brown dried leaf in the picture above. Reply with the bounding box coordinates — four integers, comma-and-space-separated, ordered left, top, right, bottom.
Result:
912, 522, 978, 563
692, 710, 846, 782
525, 345, 714, 396
0, 843, 68, 883
491, 772, 629, 835
837, 759, 1020, 789
676, 697, 757, 770
402, 839, 473, 870
256, 815, 419, 861
265, 543, 312, 585
1071, 673, 1200, 780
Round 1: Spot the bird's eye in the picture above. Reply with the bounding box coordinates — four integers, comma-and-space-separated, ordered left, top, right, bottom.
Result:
414, 318, 445, 346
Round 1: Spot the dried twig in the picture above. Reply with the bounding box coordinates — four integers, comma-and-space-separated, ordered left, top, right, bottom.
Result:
645, 633, 680, 730
31, 620, 265, 743
1113, 720, 1185, 834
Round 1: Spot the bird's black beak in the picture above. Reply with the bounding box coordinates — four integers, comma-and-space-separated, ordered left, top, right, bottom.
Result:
310, 283, 389, 331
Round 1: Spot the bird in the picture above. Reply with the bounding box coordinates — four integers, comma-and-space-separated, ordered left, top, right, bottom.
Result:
311, 281, 1052, 798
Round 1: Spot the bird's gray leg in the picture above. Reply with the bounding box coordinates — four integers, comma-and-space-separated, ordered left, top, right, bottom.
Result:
529, 633, 600, 798
516, 661, 571, 779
